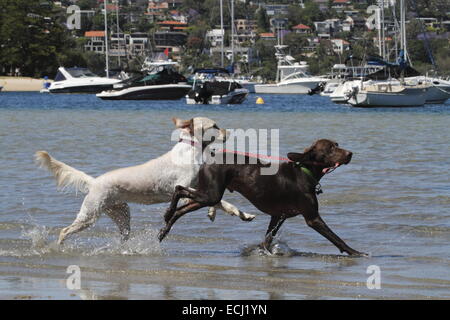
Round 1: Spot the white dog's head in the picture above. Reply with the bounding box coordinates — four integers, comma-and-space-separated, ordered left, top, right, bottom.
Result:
172, 117, 228, 147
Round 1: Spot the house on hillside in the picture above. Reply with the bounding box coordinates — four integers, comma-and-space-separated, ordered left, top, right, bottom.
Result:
206, 29, 224, 47
332, 0, 352, 12
330, 38, 351, 54
259, 32, 276, 41
262, 4, 289, 16
84, 31, 106, 53
292, 24, 312, 34
311, 0, 330, 11
314, 19, 342, 38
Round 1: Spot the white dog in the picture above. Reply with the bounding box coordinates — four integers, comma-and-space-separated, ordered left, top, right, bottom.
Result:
35, 117, 255, 244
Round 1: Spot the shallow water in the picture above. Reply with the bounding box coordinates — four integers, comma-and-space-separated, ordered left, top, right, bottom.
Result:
0, 92, 449, 299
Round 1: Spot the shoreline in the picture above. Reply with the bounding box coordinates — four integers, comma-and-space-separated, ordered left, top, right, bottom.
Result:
0, 77, 52, 92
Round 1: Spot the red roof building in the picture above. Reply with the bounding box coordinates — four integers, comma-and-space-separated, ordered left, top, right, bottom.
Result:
84, 31, 105, 37
292, 24, 312, 34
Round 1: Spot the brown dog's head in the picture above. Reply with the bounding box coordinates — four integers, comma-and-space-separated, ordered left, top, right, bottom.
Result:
172, 117, 228, 147
287, 139, 352, 174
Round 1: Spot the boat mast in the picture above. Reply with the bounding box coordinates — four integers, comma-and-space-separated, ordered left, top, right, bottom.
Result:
115, 0, 120, 67
377, 5, 382, 57
399, 0, 406, 83
220, 0, 224, 67
401, 0, 408, 61
230, 0, 235, 66
381, 0, 386, 60
104, 0, 110, 78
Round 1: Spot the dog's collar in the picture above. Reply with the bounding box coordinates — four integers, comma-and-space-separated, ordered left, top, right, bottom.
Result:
296, 163, 323, 195
179, 138, 201, 147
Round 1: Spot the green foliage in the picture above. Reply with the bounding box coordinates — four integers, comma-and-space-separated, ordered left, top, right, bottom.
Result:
256, 7, 270, 32
252, 39, 277, 81
283, 33, 309, 56
0, 0, 79, 77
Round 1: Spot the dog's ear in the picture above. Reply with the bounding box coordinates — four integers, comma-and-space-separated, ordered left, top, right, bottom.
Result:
287, 152, 307, 163
287, 147, 313, 163
172, 118, 193, 131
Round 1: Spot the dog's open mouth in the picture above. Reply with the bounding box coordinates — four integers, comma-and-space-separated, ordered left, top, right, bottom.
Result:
322, 162, 341, 174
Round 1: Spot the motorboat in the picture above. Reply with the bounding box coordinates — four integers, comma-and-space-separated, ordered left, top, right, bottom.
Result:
254, 45, 327, 94
48, 67, 121, 94
186, 68, 248, 104
97, 60, 191, 100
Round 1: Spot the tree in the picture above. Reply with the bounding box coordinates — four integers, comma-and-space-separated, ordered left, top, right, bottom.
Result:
283, 33, 309, 56
0, 0, 78, 77
256, 7, 269, 32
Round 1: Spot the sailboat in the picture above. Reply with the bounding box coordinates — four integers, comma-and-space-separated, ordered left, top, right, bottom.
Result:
347, 0, 431, 108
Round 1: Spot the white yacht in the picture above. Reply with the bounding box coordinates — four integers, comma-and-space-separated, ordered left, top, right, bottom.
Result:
254, 45, 327, 94
48, 67, 121, 94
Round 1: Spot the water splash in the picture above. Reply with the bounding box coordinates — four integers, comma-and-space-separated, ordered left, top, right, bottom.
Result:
21, 224, 51, 249
84, 227, 164, 256
241, 240, 296, 257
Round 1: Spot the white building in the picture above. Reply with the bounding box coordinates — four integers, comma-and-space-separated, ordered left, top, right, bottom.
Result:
206, 29, 224, 47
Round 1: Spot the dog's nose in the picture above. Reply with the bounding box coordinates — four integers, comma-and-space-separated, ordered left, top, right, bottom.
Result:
346, 151, 353, 161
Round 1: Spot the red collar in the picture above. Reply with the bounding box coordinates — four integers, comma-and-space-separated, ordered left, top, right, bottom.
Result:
178, 138, 201, 147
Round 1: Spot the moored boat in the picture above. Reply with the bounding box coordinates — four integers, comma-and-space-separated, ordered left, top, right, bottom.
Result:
97, 60, 191, 100
347, 82, 429, 107
48, 67, 121, 94
186, 68, 248, 105
254, 45, 327, 95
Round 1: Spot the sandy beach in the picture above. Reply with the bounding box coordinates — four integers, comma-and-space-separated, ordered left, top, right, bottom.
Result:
0, 77, 52, 92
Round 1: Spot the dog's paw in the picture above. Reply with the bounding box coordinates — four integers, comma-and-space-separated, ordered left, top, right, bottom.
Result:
240, 213, 256, 222
347, 250, 369, 257
207, 207, 216, 222
157, 228, 168, 242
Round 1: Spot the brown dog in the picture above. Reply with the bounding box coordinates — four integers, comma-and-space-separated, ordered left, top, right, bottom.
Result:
159, 139, 366, 256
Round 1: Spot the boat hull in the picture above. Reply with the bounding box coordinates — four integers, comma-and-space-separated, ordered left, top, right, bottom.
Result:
49, 84, 116, 94
254, 81, 321, 94
424, 85, 450, 104
186, 89, 248, 105
348, 86, 428, 107
97, 84, 192, 100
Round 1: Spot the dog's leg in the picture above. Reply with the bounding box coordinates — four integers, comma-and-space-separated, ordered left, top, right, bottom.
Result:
158, 201, 205, 242
214, 200, 256, 222
207, 207, 217, 222
164, 185, 196, 223
105, 203, 131, 242
58, 197, 101, 245
304, 216, 365, 256
262, 215, 286, 251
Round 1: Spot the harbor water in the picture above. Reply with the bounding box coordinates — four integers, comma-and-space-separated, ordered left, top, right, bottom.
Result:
0, 92, 449, 299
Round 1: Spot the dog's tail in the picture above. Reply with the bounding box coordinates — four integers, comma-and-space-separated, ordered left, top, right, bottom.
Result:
35, 151, 94, 194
